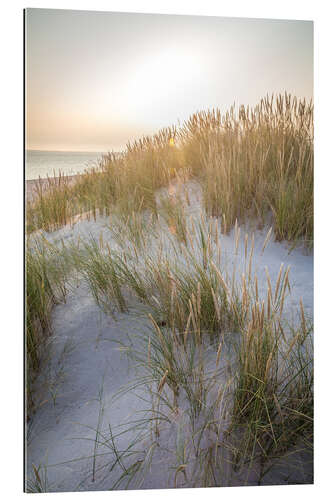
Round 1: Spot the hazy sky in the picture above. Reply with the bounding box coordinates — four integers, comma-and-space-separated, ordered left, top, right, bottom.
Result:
25, 9, 313, 152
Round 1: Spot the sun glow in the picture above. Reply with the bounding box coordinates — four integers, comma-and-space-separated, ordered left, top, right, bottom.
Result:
26, 10, 313, 151
123, 46, 202, 120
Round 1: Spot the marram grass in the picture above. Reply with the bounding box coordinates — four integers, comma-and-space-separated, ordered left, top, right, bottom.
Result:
25, 93, 313, 488
26, 212, 313, 487
26, 93, 313, 247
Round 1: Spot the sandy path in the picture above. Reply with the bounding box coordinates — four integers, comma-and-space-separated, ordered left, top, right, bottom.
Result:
26, 282, 154, 492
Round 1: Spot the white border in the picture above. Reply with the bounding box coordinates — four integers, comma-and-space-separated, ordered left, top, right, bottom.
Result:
1, 1, 332, 499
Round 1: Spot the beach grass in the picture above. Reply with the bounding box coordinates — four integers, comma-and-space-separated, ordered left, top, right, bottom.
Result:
26, 216, 313, 487
26, 94, 313, 246
44, 214, 311, 486
25, 93, 313, 488
26, 236, 72, 414
180, 94, 313, 244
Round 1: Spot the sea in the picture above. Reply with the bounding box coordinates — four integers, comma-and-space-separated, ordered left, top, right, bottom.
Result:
25, 150, 106, 181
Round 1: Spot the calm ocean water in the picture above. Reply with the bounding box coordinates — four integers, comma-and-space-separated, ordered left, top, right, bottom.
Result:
25, 150, 105, 180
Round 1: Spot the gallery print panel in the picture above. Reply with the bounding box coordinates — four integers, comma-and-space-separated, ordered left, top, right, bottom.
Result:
24, 8, 313, 493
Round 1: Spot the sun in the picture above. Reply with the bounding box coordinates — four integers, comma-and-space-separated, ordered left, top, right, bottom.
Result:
124, 46, 201, 115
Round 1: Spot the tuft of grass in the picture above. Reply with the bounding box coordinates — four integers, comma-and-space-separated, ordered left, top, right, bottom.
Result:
158, 192, 188, 245
26, 128, 184, 233
25, 236, 72, 416
180, 94, 313, 245
78, 238, 128, 315
25, 463, 50, 493
229, 311, 313, 477
107, 208, 157, 253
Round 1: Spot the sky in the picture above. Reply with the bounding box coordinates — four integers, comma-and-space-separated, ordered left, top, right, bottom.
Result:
25, 9, 313, 152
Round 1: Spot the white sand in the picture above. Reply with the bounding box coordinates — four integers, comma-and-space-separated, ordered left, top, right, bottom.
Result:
26, 181, 313, 491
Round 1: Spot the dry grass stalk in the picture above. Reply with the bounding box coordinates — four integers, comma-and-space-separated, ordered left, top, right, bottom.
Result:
158, 370, 169, 393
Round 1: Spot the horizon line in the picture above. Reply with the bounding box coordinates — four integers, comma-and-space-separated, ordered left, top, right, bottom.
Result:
26, 148, 110, 154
